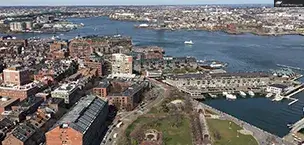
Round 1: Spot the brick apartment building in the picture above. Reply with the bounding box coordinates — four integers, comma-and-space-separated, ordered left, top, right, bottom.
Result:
49, 41, 69, 60
3, 67, 31, 86
0, 97, 20, 114
93, 79, 110, 98
107, 83, 144, 111
0, 82, 39, 101
84, 59, 104, 77
69, 39, 94, 58
46, 95, 109, 145
2, 121, 44, 145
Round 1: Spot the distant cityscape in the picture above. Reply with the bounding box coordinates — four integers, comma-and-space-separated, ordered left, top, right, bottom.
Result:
0, 4, 303, 145
0, 5, 304, 36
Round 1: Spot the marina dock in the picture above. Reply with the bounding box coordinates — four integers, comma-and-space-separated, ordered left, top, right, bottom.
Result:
288, 98, 299, 106
277, 64, 304, 71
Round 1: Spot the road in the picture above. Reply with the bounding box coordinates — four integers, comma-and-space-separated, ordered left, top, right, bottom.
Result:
101, 78, 171, 145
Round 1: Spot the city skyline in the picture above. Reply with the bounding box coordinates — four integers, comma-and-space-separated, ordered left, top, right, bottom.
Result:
1, 0, 273, 6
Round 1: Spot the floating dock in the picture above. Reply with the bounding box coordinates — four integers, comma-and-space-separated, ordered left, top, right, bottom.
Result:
288, 98, 299, 106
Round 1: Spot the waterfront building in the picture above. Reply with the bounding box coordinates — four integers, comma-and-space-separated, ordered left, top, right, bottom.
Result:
3, 66, 31, 86
111, 53, 133, 76
266, 84, 289, 95
9, 22, 24, 32
164, 72, 272, 95
46, 95, 109, 145
69, 39, 93, 59
133, 56, 197, 74
51, 82, 79, 104
132, 46, 164, 60
69, 36, 132, 58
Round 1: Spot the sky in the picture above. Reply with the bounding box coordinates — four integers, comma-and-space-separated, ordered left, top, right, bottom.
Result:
0, 0, 273, 6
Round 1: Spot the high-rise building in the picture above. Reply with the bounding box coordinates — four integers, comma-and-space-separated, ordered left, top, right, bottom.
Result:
9, 22, 25, 32
46, 95, 109, 145
111, 53, 133, 76
3, 66, 31, 86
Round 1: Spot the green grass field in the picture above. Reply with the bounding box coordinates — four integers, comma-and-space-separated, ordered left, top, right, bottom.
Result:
126, 115, 192, 145
207, 119, 259, 145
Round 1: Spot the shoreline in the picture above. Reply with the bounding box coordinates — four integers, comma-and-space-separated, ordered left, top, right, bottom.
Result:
199, 102, 294, 144
134, 25, 304, 37
111, 18, 304, 37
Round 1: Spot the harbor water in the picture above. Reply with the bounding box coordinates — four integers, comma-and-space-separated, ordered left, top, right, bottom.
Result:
3, 16, 304, 137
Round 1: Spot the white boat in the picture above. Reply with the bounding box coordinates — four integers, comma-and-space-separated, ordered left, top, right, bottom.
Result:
184, 40, 194, 45
226, 94, 237, 100
266, 93, 273, 98
209, 93, 217, 98
114, 34, 121, 37
239, 91, 246, 97
222, 92, 228, 96
272, 93, 283, 101
138, 23, 149, 28
248, 91, 255, 97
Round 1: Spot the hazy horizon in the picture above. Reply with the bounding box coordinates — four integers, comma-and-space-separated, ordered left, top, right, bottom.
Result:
0, 0, 273, 6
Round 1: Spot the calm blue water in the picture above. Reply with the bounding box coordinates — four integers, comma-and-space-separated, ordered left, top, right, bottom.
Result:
4, 16, 304, 137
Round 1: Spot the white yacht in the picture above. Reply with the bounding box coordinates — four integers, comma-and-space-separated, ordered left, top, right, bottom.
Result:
266, 93, 273, 98
222, 92, 228, 96
239, 91, 247, 97
226, 94, 237, 100
248, 91, 255, 97
209, 93, 217, 98
184, 40, 194, 45
272, 93, 283, 101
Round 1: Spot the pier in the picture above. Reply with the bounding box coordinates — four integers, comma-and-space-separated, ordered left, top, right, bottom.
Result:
284, 85, 304, 106
288, 98, 298, 106
277, 64, 304, 71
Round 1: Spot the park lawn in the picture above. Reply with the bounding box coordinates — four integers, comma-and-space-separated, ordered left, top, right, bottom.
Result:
126, 116, 192, 145
207, 119, 258, 145
156, 116, 192, 145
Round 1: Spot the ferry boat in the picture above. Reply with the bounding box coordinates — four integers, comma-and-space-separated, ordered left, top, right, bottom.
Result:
266, 93, 273, 98
197, 60, 228, 69
239, 91, 247, 97
184, 40, 194, 45
248, 91, 255, 97
226, 94, 237, 100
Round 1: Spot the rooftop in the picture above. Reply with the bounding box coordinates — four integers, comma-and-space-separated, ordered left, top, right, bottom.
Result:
0, 97, 19, 108
11, 121, 38, 143
0, 82, 37, 91
269, 84, 289, 89
96, 79, 110, 88
55, 94, 107, 134
109, 82, 144, 97
53, 82, 78, 93
19, 96, 44, 108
